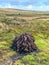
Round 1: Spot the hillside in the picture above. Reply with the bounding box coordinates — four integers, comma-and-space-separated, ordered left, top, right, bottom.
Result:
0, 8, 49, 65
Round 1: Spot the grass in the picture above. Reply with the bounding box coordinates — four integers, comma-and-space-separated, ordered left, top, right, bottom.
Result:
14, 36, 49, 65
0, 8, 49, 65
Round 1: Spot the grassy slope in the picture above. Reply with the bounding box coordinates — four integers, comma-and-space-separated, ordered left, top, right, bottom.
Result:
0, 8, 49, 65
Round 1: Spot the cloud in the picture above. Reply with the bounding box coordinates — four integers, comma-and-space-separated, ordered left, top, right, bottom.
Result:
20, 5, 49, 11
32, 5, 49, 11
0, 3, 16, 8
0, 0, 44, 6
0, 3, 33, 9
0, 3, 49, 11
27, 5, 33, 9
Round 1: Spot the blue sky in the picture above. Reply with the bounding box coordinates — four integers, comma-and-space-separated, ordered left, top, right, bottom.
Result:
0, 0, 49, 11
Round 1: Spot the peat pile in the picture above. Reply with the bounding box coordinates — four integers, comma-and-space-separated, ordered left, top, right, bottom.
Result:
12, 33, 38, 54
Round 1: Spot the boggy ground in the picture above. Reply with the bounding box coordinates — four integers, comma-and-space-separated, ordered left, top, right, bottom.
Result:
0, 8, 49, 65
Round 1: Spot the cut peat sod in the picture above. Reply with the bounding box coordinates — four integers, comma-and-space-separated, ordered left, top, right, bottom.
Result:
11, 33, 38, 54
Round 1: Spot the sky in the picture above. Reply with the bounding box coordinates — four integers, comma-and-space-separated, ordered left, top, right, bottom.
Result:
0, 0, 49, 11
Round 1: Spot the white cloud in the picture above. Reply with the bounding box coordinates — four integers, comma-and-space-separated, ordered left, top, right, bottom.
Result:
0, 3, 16, 8
33, 5, 49, 11
0, 3, 49, 11
27, 5, 33, 9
